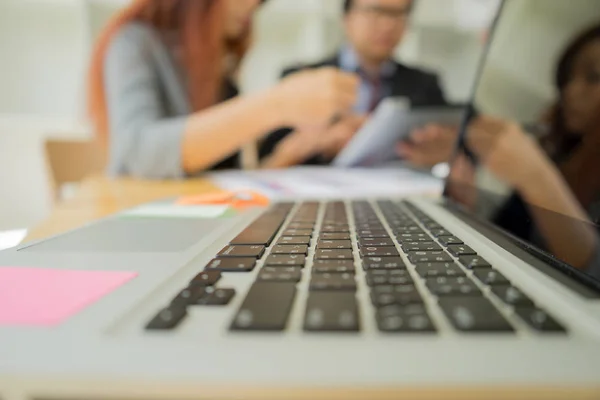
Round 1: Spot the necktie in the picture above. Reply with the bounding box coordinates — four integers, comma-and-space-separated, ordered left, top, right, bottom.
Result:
368, 75, 383, 113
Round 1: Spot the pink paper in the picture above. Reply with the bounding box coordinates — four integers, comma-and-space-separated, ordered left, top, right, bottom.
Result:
0, 267, 137, 326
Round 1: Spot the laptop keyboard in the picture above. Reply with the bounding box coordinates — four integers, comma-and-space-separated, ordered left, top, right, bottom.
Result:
146, 201, 567, 335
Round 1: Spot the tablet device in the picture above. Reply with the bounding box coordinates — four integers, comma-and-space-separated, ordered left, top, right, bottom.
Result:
333, 100, 467, 168
332, 97, 410, 168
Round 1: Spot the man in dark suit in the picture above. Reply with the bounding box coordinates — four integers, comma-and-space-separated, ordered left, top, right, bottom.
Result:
260, 0, 449, 168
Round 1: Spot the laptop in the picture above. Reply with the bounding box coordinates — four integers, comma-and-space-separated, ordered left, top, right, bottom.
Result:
1, 0, 600, 397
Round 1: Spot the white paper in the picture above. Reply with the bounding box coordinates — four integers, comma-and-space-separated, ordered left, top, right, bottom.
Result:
0, 229, 28, 251
208, 167, 443, 200
121, 204, 230, 219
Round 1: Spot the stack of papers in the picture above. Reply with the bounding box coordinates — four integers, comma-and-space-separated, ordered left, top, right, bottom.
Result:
207, 167, 443, 200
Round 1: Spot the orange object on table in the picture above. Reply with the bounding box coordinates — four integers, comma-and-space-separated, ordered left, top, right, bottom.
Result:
176, 190, 270, 210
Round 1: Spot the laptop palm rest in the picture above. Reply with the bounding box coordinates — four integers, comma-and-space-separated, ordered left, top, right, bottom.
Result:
18, 218, 226, 253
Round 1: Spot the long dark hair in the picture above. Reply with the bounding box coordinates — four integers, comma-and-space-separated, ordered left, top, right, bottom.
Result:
543, 22, 600, 160
88, 0, 265, 141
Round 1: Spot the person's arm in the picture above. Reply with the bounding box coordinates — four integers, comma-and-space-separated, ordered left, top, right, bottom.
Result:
105, 27, 358, 179
261, 128, 322, 169
467, 116, 598, 269
258, 65, 319, 168
518, 159, 598, 269
180, 90, 285, 174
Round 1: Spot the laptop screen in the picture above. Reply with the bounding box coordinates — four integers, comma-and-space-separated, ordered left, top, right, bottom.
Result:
445, 0, 600, 286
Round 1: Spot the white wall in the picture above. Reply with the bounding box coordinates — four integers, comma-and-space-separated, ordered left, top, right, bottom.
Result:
476, 0, 600, 121
0, 0, 494, 230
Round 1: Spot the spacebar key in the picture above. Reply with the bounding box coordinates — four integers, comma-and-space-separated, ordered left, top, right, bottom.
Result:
230, 282, 296, 331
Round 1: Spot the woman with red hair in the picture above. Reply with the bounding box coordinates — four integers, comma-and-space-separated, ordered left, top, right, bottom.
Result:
89, 0, 358, 179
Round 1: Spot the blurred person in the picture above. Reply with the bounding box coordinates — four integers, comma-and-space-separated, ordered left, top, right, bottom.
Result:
261, 0, 448, 168
88, 0, 359, 179
452, 23, 600, 272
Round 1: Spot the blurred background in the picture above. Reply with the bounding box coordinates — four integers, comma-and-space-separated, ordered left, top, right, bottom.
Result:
0, 0, 501, 231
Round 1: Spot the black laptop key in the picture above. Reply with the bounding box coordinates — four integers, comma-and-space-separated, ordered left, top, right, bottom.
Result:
323, 222, 349, 228
205, 258, 256, 272
312, 260, 355, 274
318, 240, 353, 250
230, 212, 287, 246
408, 251, 453, 264
321, 227, 350, 234
230, 282, 296, 331
146, 307, 187, 330
430, 229, 453, 237
363, 257, 406, 270
355, 223, 385, 231
282, 229, 313, 237
218, 245, 265, 259
393, 227, 425, 235
291, 218, 317, 224
490, 285, 535, 307
304, 292, 359, 332
371, 285, 423, 307
357, 230, 390, 238
388, 219, 417, 226
514, 307, 566, 333
171, 286, 207, 307
377, 304, 436, 333
415, 262, 466, 278
271, 245, 309, 255
278, 236, 311, 245
358, 238, 395, 247
189, 271, 221, 287
401, 242, 442, 252
426, 276, 481, 297
438, 236, 464, 246
321, 232, 351, 240
366, 270, 413, 286
459, 255, 492, 269
473, 268, 510, 286
287, 222, 314, 230
322, 219, 349, 225
447, 245, 477, 257
230, 229, 277, 246
424, 223, 443, 231
360, 246, 400, 258
439, 297, 514, 333
396, 233, 431, 243
265, 254, 306, 267
315, 249, 354, 260
263, 266, 302, 274
258, 268, 303, 283
310, 273, 356, 291
198, 288, 236, 306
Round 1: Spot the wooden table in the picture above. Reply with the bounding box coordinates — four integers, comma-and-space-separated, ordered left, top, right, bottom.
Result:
24, 176, 600, 400
26, 175, 219, 242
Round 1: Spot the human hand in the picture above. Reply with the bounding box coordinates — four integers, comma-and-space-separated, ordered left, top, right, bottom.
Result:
319, 114, 367, 159
396, 124, 459, 168
261, 114, 366, 169
275, 67, 359, 128
466, 116, 552, 190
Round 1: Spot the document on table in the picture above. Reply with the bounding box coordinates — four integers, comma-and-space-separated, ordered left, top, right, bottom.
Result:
207, 167, 443, 200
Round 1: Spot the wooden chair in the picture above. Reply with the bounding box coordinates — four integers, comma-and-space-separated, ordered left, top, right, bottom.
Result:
44, 139, 107, 200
